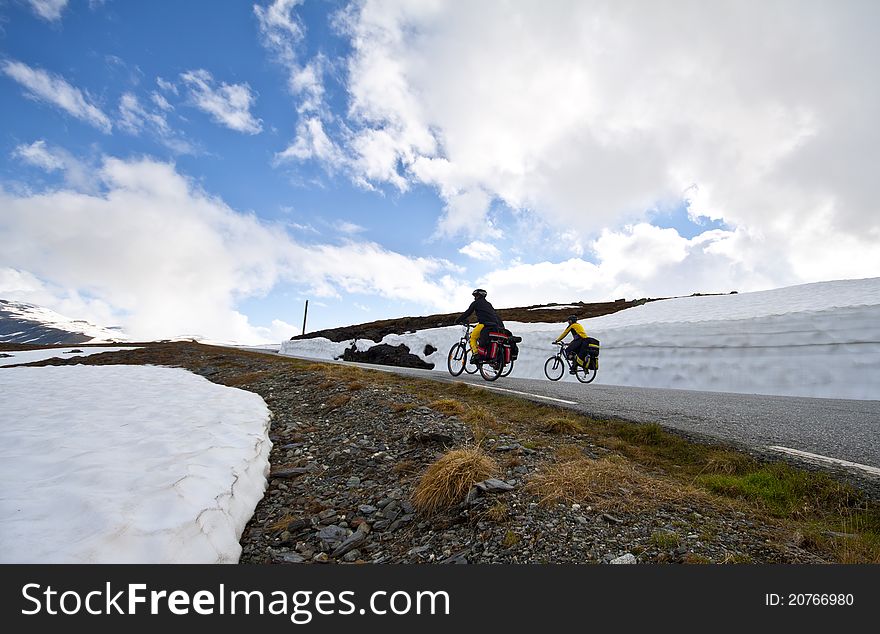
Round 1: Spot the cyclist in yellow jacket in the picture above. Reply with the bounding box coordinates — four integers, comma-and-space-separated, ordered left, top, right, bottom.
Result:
554, 315, 589, 374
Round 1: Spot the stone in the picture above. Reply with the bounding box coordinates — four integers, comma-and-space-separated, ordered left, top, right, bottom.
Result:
475, 479, 514, 492
358, 504, 378, 515
610, 553, 637, 565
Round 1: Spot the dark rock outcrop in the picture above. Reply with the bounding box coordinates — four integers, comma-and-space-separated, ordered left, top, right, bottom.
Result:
338, 343, 434, 370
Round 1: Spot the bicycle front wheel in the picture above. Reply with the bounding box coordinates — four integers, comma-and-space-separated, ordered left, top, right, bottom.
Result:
544, 356, 564, 381
447, 342, 467, 376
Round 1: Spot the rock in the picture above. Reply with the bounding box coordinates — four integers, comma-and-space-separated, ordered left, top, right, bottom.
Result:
408, 430, 454, 445
358, 504, 377, 515
312, 552, 329, 563
423, 344, 437, 356
439, 549, 469, 564
340, 343, 434, 370
346, 476, 361, 487
318, 508, 338, 521
316, 524, 348, 545
273, 551, 305, 563
475, 479, 514, 492
270, 465, 316, 479
343, 550, 361, 563
601, 513, 623, 524
332, 525, 368, 558
610, 553, 637, 565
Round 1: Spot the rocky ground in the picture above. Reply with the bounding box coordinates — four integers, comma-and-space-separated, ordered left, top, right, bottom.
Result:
12, 342, 853, 564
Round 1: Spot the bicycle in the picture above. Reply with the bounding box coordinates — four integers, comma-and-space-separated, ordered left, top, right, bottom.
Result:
447, 324, 480, 376
447, 324, 516, 381
544, 341, 597, 383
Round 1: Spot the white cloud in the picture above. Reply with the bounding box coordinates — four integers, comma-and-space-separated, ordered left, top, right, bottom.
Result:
180, 69, 262, 134
254, 0, 327, 113
12, 140, 65, 171
326, 0, 880, 288
477, 223, 791, 308
0, 154, 467, 342
459, 240, 500, 262
117, 92, 195, 154
275, 117, 345, 167
118, 92, 169, 135
11, 139, 98, 191
156, 77, 178, 95
2, 60, 112, 132
27, 0, 68, 22
151, 91, 173, 111
336, 221, 365, 235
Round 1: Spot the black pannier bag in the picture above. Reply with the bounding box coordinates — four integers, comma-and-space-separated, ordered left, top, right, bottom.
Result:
503, 328, 521, 360
585, 336, 600, 370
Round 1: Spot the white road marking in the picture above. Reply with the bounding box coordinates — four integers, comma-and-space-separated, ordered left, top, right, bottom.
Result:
460, 382, 578, 405
768, 446, 880, 477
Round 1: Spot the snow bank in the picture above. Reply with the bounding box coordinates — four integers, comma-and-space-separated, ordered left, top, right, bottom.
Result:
280, 278, 880, 400
0, 346, 140, 367
0, 365, 271, 563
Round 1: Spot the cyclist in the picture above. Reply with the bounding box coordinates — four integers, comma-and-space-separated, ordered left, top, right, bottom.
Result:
554, 315, 590, 374
455, 288, 504, 363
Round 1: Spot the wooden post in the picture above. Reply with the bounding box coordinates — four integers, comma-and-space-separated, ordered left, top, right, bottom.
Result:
302, 300, 309, 335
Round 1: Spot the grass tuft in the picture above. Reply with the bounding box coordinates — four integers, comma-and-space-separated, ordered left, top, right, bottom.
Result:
412, 447, 498, 515
429, 399, 466, 417
527, 455, 701, 512
538, 416, 583, 435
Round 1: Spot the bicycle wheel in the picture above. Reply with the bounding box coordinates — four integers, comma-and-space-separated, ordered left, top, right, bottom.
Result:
479, 345, 505, 381
574, 362, 597, 384
544, 356, 564, 381
447, 342, 467, 376
501, 359, 514, 377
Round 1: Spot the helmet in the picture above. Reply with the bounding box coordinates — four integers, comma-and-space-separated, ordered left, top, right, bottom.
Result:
472, 288, 488, 298
567, 315, 578, 324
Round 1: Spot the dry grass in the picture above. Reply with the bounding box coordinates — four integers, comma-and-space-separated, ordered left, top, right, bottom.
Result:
484, 502, 509, 523
392, 459, 419, 475
526, 455, 702, 512
223, 370, 267, 386
390, 401, 418, 413
412, 447, 499, 515
348, 381, 366, 391
538, 416, 584, 435
267, 513, 296, 533
429, 399, 466, 417
323, 393, 352, 410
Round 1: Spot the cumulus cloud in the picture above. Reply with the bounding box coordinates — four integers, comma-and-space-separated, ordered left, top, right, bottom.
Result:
477, 223, 790, 308
459, 240, 500, 262
321, 0, 880, 289
1, 60, 112, 132
0, 155, 466, 342
180, 69, 263, 134
275, 117, 345, 167
27, 0, 68, 22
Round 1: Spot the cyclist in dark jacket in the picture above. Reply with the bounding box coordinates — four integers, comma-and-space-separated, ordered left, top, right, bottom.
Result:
455, 288, 504, 360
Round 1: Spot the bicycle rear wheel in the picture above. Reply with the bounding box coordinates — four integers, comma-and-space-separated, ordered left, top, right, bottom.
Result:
447, 342, 467, 376
479, 344, 505, 381
574, 363, 597, 383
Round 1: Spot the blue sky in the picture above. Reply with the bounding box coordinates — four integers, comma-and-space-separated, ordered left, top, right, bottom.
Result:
1, 1, 878, 342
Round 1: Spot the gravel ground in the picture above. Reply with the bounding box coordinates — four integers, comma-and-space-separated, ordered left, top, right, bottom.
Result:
13, 342, 836, 564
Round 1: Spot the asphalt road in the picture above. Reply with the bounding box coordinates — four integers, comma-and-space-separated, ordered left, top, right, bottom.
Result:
280, 353, 880, 477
